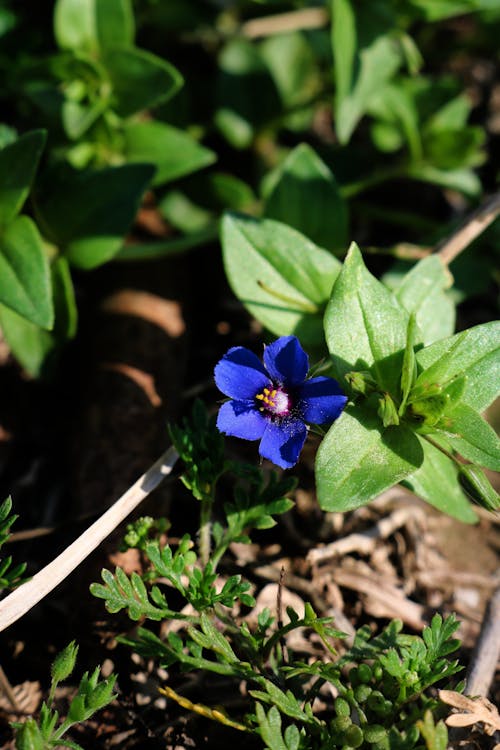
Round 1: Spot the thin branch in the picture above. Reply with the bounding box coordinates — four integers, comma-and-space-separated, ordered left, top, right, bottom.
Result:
435, 190, 500, 266
241, 7, 329, 39
465, 576, 500, 697
0, 446, 179, 634
0, 663, 20, 712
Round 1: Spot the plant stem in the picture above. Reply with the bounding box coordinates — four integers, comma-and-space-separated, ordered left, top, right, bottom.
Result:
422, 435, 461, 466
199, 488, 215, 566
341, 165, 408, 199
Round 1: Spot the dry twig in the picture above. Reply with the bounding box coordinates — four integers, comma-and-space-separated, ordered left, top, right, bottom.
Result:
465, 578, 500, 698
435, 190, 500, 266
0, 446, 179, 633
307, 506, 425, 564
241, 7, 328, 39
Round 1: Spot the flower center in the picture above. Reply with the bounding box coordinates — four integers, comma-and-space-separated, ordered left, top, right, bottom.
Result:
255, 386, 291, 417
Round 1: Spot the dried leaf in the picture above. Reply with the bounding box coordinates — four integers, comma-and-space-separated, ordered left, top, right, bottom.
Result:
439, 689, 500, 733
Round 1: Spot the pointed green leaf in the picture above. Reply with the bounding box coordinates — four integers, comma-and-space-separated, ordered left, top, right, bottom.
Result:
403, 438, 477, 523
95, 0, 134, 51
123, 121, 216, 187
54, 0, 95, 52
0, 216, 53, 328
0, 130, 46, 226
0, 304, 54, 377
395, 255, 455, 345
440, 402, 500, 471
36, 164, 155, 270
255, 704, 288, 750
458, 464, 499, 512
103, 47, 183, 117
264, 143, 348, 251
331, 1, 402, 143
316, 402, 423, 511
414, 321, 500, 412
399, 313, 418, 414
54, 0, 134, 53
215, 39, 280, 149
51, 257, 78, 341
324, 243, 408, 396
222, 213, 340, 347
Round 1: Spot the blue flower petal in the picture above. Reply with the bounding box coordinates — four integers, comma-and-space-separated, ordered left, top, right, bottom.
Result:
217, 400, 268, 440
263, 336, 309, 386
258, 418, 307, 469
215, 347, 270, 400
297, 377, 347, 424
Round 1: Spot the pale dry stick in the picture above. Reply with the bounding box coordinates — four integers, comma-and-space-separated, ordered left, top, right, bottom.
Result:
447, 577, 500, 746
435, 189, 500, 266
0, 663, 20, 712
0, 445, 179, 634
465, 575, 500, 697
241, 7, 328, 39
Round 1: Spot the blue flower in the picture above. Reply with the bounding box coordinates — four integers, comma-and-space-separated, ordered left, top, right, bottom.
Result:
214, 335, 347, 469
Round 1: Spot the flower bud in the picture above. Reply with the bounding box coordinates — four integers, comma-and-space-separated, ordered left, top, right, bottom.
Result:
345, 370, 379, 396
458, 464, 500, 511
377, 393, 400, 427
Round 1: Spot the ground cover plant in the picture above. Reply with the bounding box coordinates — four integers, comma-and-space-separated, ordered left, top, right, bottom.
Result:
0, 0, 499, 748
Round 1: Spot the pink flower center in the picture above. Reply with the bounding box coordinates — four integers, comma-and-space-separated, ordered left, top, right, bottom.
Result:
255, 386, 291, 417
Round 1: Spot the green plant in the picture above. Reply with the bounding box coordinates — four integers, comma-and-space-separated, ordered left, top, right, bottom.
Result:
90, 403, 466, 749
12, 641, 117, 750
0, 496, 28, 590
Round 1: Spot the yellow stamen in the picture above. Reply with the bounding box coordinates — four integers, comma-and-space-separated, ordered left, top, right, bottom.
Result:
256, 389, 276, 408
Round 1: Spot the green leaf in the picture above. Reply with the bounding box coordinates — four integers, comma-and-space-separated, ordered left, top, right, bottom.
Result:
324, 243, 408, 396
62, 99, 107, 141
408, 0, 498, 21
316, 402, 423, 512
399, 314, 418, 415
458, 464, 500, 511
259, 30, 321, 113
0, 216, 53, 328
331, 0, 402, 143
394, 255, 455, 345
0, 304, 54, 377
0, 130, 46, 227
367, 81, 422, 162
414, 321, 500, 412
0, 256, 78, 377
215, 39, 280, 149
254, 681, 310, 722
103, 47, 183, 117
54, 0, 94, 52
416, 710, 448, 750
13, 717, 45, 750
264, 143, 348, 252
54, 0, 134, 53
221, 213, 340, 348
36, 164, 155, 270
406, 164, 481, 197
255, 704, 288, 750
403, 438, 477, 522
95, 0, 134, 51
440, 402, 500, 470
51, 257, 78, 340
123, 121, 216, 187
